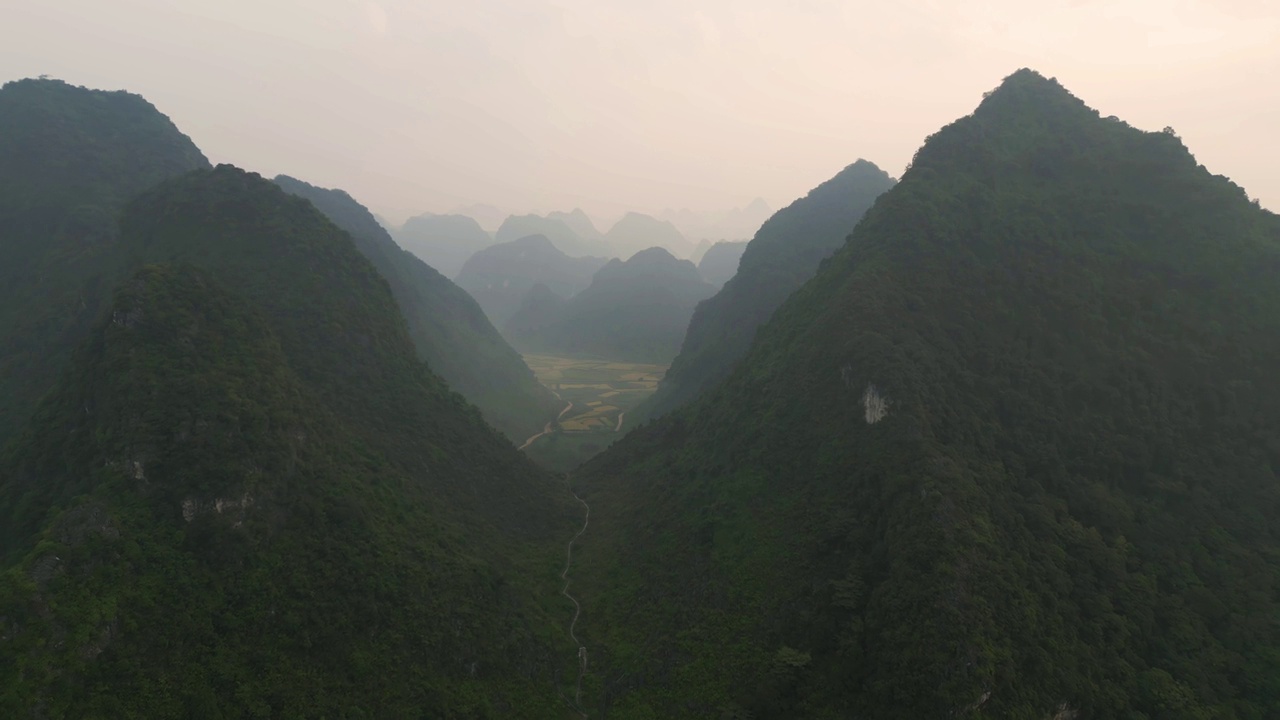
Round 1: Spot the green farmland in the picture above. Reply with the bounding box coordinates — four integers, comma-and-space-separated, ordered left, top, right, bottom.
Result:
520, 354, 667, 471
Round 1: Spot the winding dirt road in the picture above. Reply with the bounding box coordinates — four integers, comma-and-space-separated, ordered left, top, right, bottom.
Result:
517, 401, 573, 451
562, 488, 590, 709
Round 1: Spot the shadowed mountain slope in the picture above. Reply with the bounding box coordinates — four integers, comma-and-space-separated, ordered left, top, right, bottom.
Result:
0, 78, 209, 447
0, 167, 580, 715
274, 176, 559, 441
635, 159, 895, 423
572, 70, 1280, 718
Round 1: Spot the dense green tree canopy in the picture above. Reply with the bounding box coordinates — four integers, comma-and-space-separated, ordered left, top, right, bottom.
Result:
0, 78, 209, 447
273, 175, 560, 441
635, 159, 894, 424
0, 166, 581, 716
572, 69, 1280, 719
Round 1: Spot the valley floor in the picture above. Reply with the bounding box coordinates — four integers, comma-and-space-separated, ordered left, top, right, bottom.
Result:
520, 354, 667, 471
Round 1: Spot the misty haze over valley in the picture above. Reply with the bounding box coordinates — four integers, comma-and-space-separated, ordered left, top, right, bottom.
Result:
2, 2, 1279, 718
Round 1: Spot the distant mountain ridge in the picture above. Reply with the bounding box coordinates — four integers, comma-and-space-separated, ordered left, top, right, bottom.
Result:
505, 246, 715, 363
605, 212, 691, 259
697, 240, 748, 287
662, 198, 773, 243
392, 212, 492, 279
455, 233, 610, 329
495, 213, 612, 257
547, 208, 605, 245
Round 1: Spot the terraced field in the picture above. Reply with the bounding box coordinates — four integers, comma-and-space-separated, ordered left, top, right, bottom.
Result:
521, 354, 668, 471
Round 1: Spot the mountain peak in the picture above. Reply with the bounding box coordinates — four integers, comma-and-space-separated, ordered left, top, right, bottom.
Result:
573, 71, 1280, 718
634, 156, 895, 421
626, 245, 679, 264
969, 68, 1093, 127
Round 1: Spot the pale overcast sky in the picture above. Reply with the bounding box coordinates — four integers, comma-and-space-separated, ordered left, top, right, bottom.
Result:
3, 0, 1277, 225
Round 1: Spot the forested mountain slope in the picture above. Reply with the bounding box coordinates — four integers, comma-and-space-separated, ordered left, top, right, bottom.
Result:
0, 78, 209, 446
505, 247, 715, 364
635, 159, 894, 423
274, 176, 559, 441
572, 70, 1280, 718
0, 167, 579, 715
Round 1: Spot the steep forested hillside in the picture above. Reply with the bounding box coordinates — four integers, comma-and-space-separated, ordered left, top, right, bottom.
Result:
456, 234, 611, 328
505, 247, 714, 364
697, 240, 748, 287
392, 211, 492, 278
0, 78, 209, 447
0, 167, 580, 715
573, 70, 1280, 718
635, 160, 895, 424
274, 176, 559, 441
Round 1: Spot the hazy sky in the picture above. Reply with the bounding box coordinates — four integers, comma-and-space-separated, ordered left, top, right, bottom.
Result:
3, 1, 1278, 226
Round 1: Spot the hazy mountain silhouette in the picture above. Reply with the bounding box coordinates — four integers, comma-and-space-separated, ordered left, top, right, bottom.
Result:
689, 238, 714, 263
605, 211, 691, 259
696, 240, 748, 287
392, 212, 493, 279
663, 198, 774, 243
452, 202, 506, 232
455, 233, 610, 328
495, 213, 611, 257
547, 208, 605, 245
505, 247, 715, 363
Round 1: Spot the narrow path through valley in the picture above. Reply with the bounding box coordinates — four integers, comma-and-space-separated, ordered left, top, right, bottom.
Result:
562, 487, 591, 712
518, 401, 573, 451
614, 412, 625, 432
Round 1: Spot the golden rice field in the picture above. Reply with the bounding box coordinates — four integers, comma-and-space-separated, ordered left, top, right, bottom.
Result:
521, 354, 668, 470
